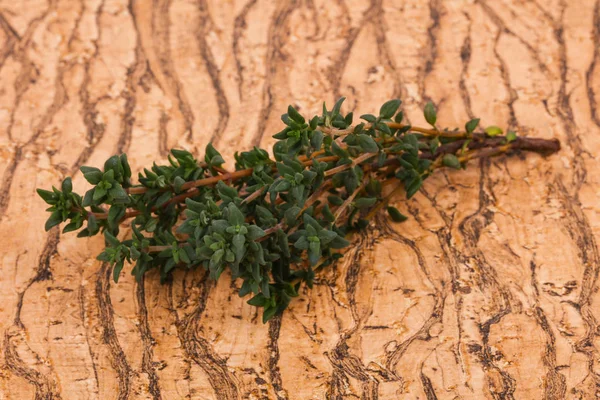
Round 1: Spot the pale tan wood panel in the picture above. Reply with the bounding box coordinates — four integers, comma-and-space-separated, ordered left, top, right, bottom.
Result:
0, 0, 598, 399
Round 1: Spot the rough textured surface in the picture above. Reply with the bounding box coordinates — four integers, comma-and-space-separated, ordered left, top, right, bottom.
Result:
0, 0, 599, 399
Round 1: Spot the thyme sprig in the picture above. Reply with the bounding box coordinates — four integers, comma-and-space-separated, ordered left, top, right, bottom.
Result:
37, 98, 560, 322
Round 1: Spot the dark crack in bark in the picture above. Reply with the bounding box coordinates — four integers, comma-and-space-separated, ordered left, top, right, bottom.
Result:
253, 0, 298, 146
232, 0, 258, 101
96, 263, 134, 400
196, 0, 230, 146
136, 276, 163, 399
171, 272, 240, 399
585, 0, 600, 129
267, 315, 286, 399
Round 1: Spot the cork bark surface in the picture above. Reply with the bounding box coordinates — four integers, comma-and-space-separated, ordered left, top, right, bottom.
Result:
1, 0, 599, 399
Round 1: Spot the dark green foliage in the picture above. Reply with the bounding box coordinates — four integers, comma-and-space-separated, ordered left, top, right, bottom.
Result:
387, 206, 408, 222
442, 154, 461, 169
505, 130, 517, 143
36, 98, 555, 323
424, 102, 437, 127
379, 99, 401, 120
485, 125, 503, 137
465, 118, 479, 134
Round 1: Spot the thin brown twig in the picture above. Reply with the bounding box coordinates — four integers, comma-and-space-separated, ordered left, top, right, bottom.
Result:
147, 245, 171, 253
241, 186, 268, 204
324, 152, 377, 177
365, 182, 405, 221
321, 122, 470, 139
86, 135, 559, 222
334, 178, 369, 222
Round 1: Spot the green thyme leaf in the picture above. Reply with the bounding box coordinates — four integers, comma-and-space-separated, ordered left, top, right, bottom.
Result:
379, 99, 401, 119
45, 211, 63, 231
424, 102, 437, 127
485, 125, 503, 137
387, 206, 408, 222
465, 118, 480, 134
442, 154, 461, 169
287, 105, 305, 124
506, 130, 517, 143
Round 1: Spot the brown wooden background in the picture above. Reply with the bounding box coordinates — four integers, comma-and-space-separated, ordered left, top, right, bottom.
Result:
1, 0, 599, 399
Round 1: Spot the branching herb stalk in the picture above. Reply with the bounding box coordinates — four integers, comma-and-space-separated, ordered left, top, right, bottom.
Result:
37, 98, 560, 322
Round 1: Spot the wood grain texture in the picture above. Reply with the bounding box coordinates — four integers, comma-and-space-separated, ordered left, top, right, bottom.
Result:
0, 0, 599, 398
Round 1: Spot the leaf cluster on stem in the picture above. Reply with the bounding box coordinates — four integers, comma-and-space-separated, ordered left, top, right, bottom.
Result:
37, 98, 560, 322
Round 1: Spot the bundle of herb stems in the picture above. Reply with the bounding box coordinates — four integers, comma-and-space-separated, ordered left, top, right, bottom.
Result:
37, 98, 560, 322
